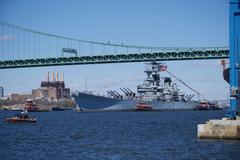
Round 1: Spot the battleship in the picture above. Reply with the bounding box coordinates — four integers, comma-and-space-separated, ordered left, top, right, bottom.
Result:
73, 62, 198, 111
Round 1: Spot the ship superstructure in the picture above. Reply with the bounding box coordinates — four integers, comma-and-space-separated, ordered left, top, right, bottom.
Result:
73, 62, 197, 111
136, 62, 188, 102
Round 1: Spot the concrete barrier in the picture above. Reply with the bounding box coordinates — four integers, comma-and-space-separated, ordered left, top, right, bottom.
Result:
198, 119, 240, 139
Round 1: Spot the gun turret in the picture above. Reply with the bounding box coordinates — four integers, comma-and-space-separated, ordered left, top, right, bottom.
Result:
126, 88, 136, 97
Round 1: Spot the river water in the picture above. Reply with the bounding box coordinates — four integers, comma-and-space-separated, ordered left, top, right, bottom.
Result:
0, 109, 239, 160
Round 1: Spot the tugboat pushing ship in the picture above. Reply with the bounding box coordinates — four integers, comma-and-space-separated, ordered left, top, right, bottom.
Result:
73, 62, 198, 111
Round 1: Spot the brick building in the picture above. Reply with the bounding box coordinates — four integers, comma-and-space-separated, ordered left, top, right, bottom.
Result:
32, 72, 70, 101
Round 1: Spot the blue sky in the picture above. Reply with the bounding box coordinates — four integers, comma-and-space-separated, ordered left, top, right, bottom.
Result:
0, 0, 229, 100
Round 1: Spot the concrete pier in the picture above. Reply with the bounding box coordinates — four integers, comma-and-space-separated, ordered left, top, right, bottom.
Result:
197, 118, 240, 139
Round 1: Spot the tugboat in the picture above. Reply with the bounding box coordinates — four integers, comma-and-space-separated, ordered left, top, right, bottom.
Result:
195, 101, 210, 110
6, 109, 37, 123
135, 102, 153, 111
25, 98, 38, 112
194, 100, 221, 110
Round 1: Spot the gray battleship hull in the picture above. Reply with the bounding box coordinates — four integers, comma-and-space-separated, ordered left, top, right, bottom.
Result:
73, 92, 197, 111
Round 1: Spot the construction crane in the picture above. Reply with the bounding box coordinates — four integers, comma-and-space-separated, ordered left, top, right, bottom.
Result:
227, 0, 240, 119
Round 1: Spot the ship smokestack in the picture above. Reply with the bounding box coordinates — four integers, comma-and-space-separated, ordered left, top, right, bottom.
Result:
47, 72, 49, 81
52, 72, 55, 81
56, 72, 59, 81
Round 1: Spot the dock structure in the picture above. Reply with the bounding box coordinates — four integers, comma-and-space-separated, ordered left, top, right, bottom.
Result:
198, 119, 240, 139
197, 0, 240, 140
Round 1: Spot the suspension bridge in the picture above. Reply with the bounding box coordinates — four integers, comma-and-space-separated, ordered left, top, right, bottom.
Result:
0, 21, 229, 69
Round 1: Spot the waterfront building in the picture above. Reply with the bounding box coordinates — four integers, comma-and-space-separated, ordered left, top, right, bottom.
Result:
32, 72, 70, 101
10, 93, 32, 101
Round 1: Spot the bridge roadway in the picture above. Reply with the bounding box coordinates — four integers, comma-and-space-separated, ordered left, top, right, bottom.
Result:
0, 48, 229, 69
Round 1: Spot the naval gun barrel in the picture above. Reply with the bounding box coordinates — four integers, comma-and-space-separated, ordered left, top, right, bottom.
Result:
123, 88, 131, 95
186, 95, 195, 101
185, 94, 191, 99
113, 90, 121, 97
109, 90, 118, 97
120, 88, 129, 96
126, 88, 135, 94
107, 90, 115, 97
126, 88, 136, 97
113, 90, 123, 99
126, 88, 133, 93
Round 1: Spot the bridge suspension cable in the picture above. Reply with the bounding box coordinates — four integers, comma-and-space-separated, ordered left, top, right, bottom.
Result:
1, 21, 227, 50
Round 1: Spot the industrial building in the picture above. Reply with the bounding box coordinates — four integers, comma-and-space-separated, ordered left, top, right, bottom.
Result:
32, 72, 70, 101
10, 93, 32, 101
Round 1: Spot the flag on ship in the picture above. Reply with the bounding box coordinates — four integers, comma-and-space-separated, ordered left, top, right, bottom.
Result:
159, 64, 167, 71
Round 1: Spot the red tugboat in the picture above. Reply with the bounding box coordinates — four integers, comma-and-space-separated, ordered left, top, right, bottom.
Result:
198, 101, 209, 110
6, 110, 37, 123
6, 117, 37, 123
25, 98, 38, 112
195, 101, 210, 110
135, 102, 153, 111
195, 100, 221, 110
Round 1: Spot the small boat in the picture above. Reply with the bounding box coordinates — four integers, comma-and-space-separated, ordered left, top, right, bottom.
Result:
6, 117, 37, 123
209, 102, 221, 110
135, 102, 153, 111
25, 98, 38, 112
194, 100, 221, 110
195, 101, 210, 110
51, 107, 67, 111
6, 110, 37, 123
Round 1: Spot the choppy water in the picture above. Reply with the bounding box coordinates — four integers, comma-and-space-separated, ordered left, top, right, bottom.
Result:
0, 110, 239, 160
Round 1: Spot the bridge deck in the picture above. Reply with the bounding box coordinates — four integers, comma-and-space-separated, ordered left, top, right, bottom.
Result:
0, 49, 229, 69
